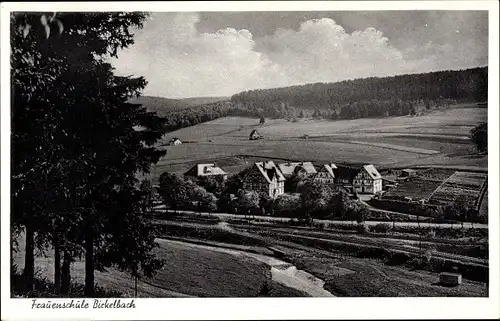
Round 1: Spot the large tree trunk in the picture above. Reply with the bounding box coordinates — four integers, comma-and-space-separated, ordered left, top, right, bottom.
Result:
54, 238, 61, 294
61, 251, 71, 295
23, 223, 35, 292
84, 232, 94, 297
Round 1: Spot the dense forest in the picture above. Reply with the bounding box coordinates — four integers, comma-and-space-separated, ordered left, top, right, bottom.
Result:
129, 95, 228, 116
162, 101, 232, 131
141, 67, 487, 132
230, 67, 488, 120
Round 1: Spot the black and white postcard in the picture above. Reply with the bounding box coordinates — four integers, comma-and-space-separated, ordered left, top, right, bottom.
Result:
1, 1, 499, 320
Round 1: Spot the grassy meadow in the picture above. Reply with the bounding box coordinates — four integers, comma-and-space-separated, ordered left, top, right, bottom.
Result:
150, 105, 487, 180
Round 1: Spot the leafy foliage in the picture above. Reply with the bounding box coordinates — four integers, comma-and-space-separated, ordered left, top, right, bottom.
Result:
470, 122, 487, 153
11, 12, 166, 296
230, 68, 486, 120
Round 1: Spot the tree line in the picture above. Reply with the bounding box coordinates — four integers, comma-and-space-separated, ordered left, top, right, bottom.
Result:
11, 12, 166, 297
149, 67, 488, 133
229, 67, 487, 120
157, 172, 369, 224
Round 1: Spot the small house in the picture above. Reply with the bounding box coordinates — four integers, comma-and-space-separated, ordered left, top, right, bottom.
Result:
313, 163, 337, 185
242, 161, 285, 198
169, 137, 182, 146
277, 162, 301, 178
401, 168, 417, 177
353, 164, 383, 194
184, 163, 228, 181
293, 162, 317, 178
249, 129, 262, 140
277, 162, 317, 179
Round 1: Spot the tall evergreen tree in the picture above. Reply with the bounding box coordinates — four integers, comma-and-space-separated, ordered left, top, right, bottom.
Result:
11, 12, 167, 296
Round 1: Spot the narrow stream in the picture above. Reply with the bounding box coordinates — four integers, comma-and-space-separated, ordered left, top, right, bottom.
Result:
158, 238, 334, 297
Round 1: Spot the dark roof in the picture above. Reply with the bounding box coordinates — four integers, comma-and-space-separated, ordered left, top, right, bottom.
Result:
333, 165, 361, 180
250, 129, 260, 136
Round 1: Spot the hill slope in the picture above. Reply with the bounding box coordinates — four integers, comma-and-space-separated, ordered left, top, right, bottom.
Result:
230, 67, 487, 119
130, 96, 228, 117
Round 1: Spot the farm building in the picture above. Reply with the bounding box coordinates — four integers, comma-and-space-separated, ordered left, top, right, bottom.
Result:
294, 162, 317, 178
184, 163, 228, 181
249, 129, 262, 140
278, 162, 317, 178
401, 169, 418, 177
313, 164, 337, 185
277, 162, 302, 178
169, 137, 182, 146
242, 161, 285, 198
353, 164, 383, 194
333, 165, 359, 187
382, 177, 397, 190
332, 164, 382, 194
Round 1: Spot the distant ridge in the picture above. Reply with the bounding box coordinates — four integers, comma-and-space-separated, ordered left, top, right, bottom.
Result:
129, 95, 229, 116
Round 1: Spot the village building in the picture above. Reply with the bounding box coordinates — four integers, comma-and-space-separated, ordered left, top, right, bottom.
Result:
293, 162, 317, 178
331, 164, 382, 194
249, 129, 262, 140
277, 162, 316, 178
277, 162, 301, 178
184, 163, 228, 181
169, 137, 182, 146
400, 168, 417, 177
242, 161, 285, 198
313, 163, 337, 185
352, 164, 383, 194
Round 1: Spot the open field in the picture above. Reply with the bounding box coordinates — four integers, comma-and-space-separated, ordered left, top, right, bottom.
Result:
152, 106, 487, 178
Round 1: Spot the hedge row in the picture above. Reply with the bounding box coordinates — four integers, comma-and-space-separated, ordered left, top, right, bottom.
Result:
272, 234, 488, 282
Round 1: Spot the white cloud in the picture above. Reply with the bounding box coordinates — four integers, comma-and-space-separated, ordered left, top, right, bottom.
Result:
111, 13, 487, 98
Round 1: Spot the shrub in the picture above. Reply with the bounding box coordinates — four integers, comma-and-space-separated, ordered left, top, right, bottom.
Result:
386, 251, 412, 266
425, 230, 436, 239
356, 223, 369, 234
372, 223, 392, 234
315, 222, 326, 230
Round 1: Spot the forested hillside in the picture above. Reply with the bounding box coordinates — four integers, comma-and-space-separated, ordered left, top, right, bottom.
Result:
230, 67, 488, 120
139, 67, 487, 133
162, 100, 232, 131
130, 96, 228, 116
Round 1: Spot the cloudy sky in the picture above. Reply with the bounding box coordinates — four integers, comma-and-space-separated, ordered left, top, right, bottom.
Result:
111, 11, 488, 98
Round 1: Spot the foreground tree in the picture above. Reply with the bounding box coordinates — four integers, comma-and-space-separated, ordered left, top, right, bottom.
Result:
158, 173, 191, 213
470, 122, 487, 153
297, 181, 332, 222
11, 12, 167, 296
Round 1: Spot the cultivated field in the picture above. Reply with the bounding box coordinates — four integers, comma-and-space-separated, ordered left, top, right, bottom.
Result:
428, 172, 488, 208
152, 106, 487, 178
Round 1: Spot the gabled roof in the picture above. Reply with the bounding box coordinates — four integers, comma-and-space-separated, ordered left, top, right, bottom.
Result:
185, 163, 227, 177
333, 165, 361, 180
294, 162, 317, 175
277, 162, 301, 176
278, 162, 317, 176
250, 129, 260, 136
363, 164, 382, 180
170, 137, 181, 142
254, 161, 285, 183
316, 164, 336, 178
